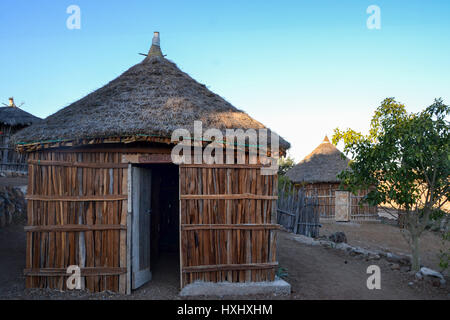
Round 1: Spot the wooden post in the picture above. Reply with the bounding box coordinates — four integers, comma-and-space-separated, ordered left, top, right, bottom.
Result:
126, 164, 132, 295
179, 165, 183, 289
269, 173, 278, 281
226, 168, 232, 282
293, 189, 302, 234
119, 167, 128, 294
77, 153, 86, 290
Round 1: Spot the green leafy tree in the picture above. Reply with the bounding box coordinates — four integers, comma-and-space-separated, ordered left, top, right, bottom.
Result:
333, 98, 449, 271
277, 155, 296, 193
278, 155, 295, 176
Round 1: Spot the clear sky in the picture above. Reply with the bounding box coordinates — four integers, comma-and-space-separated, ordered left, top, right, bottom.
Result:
1, 0, 449, 161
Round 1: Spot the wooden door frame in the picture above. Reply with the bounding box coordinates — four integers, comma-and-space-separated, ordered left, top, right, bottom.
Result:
126, 160, 179, 293
178, 165, 182, 290
123, 155, 180, 293
126, 164, 132, 294
129, 165, 153, 290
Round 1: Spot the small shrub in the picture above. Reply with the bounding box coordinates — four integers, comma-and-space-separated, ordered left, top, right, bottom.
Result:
276, 267, 288, 279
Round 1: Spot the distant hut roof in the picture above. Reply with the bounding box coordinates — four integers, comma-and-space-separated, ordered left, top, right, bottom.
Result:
13, 32, 290, 152
0, 98, 41, 127
286, 136, 350, 184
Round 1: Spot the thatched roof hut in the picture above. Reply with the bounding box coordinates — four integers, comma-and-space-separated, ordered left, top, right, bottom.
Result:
13, 40, 289, 151
15, 32, 290, 295
286, 136, 349, 184
0, 98, 40, 173
286, 136, 377, 222
0, 98, 40, 127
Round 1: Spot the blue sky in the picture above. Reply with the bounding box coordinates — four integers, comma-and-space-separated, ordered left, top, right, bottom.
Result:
1, 0, 449, 160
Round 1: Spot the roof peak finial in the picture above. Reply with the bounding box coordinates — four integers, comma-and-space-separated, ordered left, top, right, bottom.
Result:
8, 97, 15, 107
152, 31, 160, 46
323, 135, 330, 143
147, 31, 163, 57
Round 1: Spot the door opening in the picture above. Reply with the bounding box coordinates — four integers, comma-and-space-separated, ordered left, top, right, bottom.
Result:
131, 163, 179, 290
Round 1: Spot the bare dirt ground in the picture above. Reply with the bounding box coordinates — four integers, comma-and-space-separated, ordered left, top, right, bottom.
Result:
277, 231, 448, 300
320, 221, 448, 276
0, 224, 448, 300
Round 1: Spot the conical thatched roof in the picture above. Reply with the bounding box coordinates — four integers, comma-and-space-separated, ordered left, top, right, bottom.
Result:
286, 136, 350, 184
0, 104, 41, 127
13, 33, 289, 151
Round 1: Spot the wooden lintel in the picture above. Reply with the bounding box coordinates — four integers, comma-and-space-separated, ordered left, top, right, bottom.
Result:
122, 154, 140, 163
122, 153, 173, 164
181, 224, 280, 231
50, 146, 173, 154
180, 163, 268, 169
180, 193, 278, 200
182, 262, 278, 273
138, 153, 173, 163
25, 224, 127, 232
28, 160, 127, 169
26, 195, 128, 202
24, 267, 127, 277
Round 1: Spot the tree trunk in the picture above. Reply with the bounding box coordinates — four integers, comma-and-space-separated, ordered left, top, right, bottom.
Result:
411, 233, 421, 271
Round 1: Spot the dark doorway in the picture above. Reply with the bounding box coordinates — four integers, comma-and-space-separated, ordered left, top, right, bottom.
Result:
131, 163, 179, 290
149, 164, 179, 264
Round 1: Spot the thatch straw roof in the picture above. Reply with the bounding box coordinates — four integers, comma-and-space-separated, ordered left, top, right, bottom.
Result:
286, 136, 350, 184
13, 33, 289, 151
0, 105, 41, 127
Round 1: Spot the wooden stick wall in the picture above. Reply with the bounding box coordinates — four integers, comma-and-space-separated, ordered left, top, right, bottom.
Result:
25, 151, 128, 293
302, 183, 378, 222
24, 147, 281, 293
0, 125, 28, 173
179, 164, 279, 288
303, 183, 338, 220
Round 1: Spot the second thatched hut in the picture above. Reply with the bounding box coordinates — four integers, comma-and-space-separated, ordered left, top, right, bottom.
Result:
0, 98, 40, 173
286, 136, 378, 222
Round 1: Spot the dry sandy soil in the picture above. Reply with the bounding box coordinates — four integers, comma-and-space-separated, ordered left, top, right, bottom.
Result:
321, 221, 448, 276
0, 224, 448, 300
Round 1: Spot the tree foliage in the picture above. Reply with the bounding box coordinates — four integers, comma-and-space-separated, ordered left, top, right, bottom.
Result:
278, 155, 296, 176
333, 97, 449, 270
277, 155, 296, 193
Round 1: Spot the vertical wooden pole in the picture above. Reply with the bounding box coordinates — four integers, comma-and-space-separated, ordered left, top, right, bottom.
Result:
179, 165, 183, 289
119, 166, 128, 294
126, 164, 132, 295
293, 189, 302, 235
25, 157, 34, 288
269, 172, 278, 281
226, 168, 232, 282
77, 153, 86, 290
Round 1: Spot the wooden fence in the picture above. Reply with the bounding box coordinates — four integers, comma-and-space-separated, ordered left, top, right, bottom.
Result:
310, 194, 378, 222
349, 194, 379, 222
0, 126, 28, 173
303, 183, 337, 220
302, 183, 378, 222
277, 184, 320, 238
278, 182, 378, 229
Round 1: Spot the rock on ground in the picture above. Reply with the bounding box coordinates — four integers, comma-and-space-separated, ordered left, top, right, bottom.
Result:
328, 232, 347, 243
